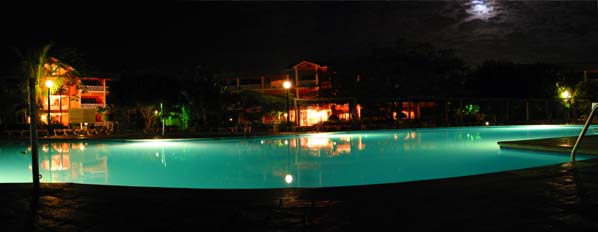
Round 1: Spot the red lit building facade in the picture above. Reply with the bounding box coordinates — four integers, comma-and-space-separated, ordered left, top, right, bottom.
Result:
40, 59, 111, 127
222, 61, 357, 127
220, 60, 432, 128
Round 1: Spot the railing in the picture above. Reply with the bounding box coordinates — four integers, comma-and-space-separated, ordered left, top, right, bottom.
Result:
82, 85, 108, 92
570, 103, 598, 162
81, 103, 105, 109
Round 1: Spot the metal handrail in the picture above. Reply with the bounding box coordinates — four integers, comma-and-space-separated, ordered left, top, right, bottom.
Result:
570, 103, 598, 162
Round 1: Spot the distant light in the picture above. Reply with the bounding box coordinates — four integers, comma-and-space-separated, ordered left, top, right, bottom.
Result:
283, 80, 292, 89
485, 121, 490, 126
45, 80, 54, 88
285, 174, 293, 184
154, 110, 159, 115
561, 90, 571, 99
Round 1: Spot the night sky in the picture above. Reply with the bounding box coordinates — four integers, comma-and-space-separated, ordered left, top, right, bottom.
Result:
2, 1, 598, 74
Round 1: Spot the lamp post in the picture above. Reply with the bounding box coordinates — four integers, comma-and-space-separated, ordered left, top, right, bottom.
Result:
45, 80, 54, 133
160, 101, 164, 136
283, 80, 291, 131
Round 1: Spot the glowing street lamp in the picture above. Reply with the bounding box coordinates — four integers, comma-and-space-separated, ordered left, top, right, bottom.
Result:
45, 79, 54, 133
561, 90, 571, 99
283, 80, 292, 131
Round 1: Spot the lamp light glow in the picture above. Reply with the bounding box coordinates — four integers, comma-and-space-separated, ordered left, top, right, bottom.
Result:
45, 80, 54, 88
561, 90, 571, 99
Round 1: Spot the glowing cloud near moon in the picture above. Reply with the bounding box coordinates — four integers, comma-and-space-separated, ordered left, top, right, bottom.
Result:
466, 0, 499, 20
472, 1, 490, 14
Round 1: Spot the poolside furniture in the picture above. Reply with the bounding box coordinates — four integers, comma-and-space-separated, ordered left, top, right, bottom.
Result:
54, 128, 74, 136
73, 128, 95, 136
2, 130, 16, 136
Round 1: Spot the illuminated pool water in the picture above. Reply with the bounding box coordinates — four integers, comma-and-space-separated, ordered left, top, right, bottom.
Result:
0, 125, 594, 189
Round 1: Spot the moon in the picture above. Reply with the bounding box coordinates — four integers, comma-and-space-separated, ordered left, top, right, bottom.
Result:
465, 0, 500, 21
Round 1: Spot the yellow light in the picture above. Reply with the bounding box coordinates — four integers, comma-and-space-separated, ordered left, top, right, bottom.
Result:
45, 79, 54, 88
285, 174, 293, 184
305, 109, 329, 126
283, 80, 291, 89
561, 90, 570, 99
305, 137, 331, 148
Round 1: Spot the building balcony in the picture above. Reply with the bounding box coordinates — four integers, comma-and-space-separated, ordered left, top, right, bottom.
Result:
225, 84, 264, 92
82, 85, 109, 92
81, 103, 105, 109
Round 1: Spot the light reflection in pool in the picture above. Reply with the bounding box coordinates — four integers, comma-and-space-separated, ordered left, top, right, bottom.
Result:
0, 125, 595, 189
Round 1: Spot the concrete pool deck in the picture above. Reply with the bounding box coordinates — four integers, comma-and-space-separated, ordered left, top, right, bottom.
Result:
2, 158, 598, 231
498, 135, 598, 155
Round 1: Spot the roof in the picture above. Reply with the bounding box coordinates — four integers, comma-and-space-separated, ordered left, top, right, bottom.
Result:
289, 60, 328, 71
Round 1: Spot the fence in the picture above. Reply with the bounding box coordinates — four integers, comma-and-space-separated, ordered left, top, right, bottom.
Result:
374, 97, 593, 128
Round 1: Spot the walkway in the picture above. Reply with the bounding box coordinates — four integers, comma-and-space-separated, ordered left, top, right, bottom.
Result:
498, 135, 598, 155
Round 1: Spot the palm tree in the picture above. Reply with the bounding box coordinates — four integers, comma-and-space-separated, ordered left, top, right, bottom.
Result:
17, 44, 51, 196
32, 52, 80, 126
13, 44, 80, 195
41, 57, 80, 108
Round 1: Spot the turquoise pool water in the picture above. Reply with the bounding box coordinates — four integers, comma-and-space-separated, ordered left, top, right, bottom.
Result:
0, 125, 594, 189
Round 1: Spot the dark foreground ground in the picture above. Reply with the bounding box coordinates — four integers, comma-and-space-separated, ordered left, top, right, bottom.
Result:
2, 157, 598, 232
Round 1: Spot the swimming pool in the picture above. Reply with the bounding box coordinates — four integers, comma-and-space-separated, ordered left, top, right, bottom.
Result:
0, 125, 594, 189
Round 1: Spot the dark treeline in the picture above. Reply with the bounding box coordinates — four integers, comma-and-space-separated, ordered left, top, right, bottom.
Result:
327, 39, 584, 101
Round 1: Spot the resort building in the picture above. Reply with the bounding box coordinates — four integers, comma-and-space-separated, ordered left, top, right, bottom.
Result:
221, 60, 359, 128
219, 60, 438, 129
39, 58, 111, 128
